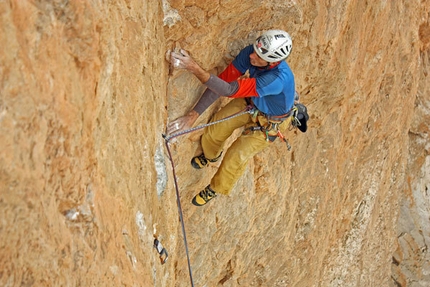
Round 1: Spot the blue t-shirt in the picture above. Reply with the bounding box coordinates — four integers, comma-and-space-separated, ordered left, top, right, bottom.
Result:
232, 45, 295, 116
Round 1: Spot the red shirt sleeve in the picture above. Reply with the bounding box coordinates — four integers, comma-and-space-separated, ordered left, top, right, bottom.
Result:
229, 78, 258, 98
218, 63, 258, 98
218, 63, 243, 82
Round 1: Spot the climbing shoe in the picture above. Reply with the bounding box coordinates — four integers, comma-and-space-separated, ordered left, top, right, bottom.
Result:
192, 185, 217, 206
190, 152, 222, 169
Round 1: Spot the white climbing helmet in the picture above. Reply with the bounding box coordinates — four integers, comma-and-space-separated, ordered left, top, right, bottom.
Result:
253, 30, 293, 62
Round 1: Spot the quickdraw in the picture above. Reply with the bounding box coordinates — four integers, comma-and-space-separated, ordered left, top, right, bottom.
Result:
243, 121, 292, 150
289, 105, 300, 130
153, 237, 169, 264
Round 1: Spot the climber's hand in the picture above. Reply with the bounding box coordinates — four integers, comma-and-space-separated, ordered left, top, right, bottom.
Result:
170, 49, 210, 83
166, 110, 199, 135
170, 49, 196, 70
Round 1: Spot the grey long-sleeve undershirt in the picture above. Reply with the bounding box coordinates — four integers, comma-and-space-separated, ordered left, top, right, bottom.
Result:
193, 75, 239, 115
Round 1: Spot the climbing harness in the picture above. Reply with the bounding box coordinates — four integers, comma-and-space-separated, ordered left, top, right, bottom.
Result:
244, 98, 294, 150
243, 121, 292, 150
162, 105, 254, 287
242, 121, 292, 150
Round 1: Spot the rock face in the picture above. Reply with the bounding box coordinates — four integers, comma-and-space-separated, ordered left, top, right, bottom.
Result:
0, 1, 429, 286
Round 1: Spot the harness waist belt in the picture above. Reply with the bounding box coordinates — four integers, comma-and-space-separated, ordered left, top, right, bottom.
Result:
245, 98, 293, 121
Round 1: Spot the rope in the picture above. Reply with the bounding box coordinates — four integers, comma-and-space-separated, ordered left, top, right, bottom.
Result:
163, 105, 254, 141
162, 105, 253, 286
164, 141, 195, 286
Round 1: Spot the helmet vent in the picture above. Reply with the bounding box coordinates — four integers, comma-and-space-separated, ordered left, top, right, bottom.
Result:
260, 47, 269, 54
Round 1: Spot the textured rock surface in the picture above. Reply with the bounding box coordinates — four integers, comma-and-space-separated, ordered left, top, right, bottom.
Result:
0, 1, 429, 286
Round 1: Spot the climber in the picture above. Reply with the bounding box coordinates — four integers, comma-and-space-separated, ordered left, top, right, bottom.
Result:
168, 29, 302, 206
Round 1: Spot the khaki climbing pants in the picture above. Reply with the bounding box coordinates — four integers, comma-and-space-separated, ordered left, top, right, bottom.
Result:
201, 98, 290, 195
